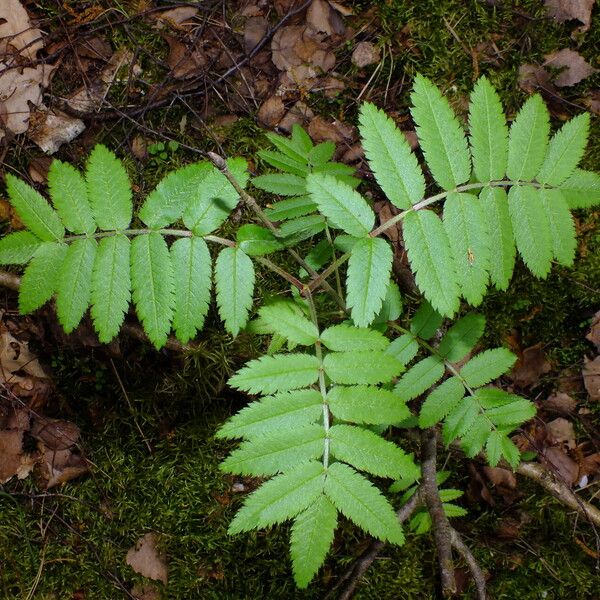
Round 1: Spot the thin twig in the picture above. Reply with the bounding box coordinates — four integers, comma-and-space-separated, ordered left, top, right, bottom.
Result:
449, 528, 487, 599
422, 428, 456, 596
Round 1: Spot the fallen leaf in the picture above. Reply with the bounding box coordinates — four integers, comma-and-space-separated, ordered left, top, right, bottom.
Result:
126, 533, 168, 584
40, 446, 88, 489
307, 0, 342, 36
510, 343, 552, 388
244, 16, 268, 54
544, 392, 578, 414
543, 48, 597, 87
163, 34, 206, 79
31, 417, 80, 450
0, 429, 24, 483
131, 584, 161, 600
307, 115, 355, 143
583, 90, 600, 114
546, 417, 576, 448
482, 466, 517, 489
257, 95, 285, 127
0, 326, 47, 379
541, 446, 580, 485
0, 0, 44, 61
352, 41, 381, 68
153, 7, 199, 30
27, 156, 52, 183
585, 311, 600, 350
582, 355, 600, 401
28, 110, 86, 154
544, 0, 595, 33
278, 100, 314, 131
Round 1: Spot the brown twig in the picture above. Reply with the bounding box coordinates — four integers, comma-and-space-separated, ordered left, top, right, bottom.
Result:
449, 528, 487, 600
421, 428, 457, 596
327, 490, 422, 600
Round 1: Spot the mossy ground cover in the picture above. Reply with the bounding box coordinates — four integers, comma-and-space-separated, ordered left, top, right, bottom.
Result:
1, 0, 600, 597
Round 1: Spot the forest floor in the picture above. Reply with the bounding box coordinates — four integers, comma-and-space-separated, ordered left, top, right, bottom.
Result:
0, 1, 599, 598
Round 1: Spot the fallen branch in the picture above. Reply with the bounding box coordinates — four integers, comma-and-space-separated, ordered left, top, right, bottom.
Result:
326, 490, 422, 600
421, 428, 457, 596
449, 528, 487, 600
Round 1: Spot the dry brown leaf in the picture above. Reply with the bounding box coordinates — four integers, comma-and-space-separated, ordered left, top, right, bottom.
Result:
257, 95, 285, 127
582, 355, 600, 401
328, 1, 354, 17
278, 100, 314, 131
585, 311, 600, 350
510, 343, 551, 388
543, 48, 597, 87
351, 41, 380, 68
307, 0, 341, 36
541, 446, 580, 485
544, 0, 595, 32
126, 533, 168, 584
40, 446, 88, 489
28, 110, 86, 154
583, 90, 600, 114
544, 392, 578, 414
153, 7, 199, 30
0, 0, 44, 61
31, 417, 80, 450
0, 429, 24, 483
131, 584, 161, 600
482, 466, 517, 489
244, 16, 268, 54
28, 156, 52, 183
546, 417, 576, 448
0, 326, 47, 379
518, 63, 554, 95
163, 35, 206, 79
0, 63, 55, 140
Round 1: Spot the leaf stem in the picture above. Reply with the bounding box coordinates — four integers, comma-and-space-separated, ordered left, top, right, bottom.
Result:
305, 290, 330, 470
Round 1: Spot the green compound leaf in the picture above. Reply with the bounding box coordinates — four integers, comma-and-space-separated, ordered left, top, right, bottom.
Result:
559, 169, 600, 209
182, 158, 248, 235
170, 236, 212, 344
228, 461, 326, 534
460, 348, 517, 388
323, 351, 403, 385
5, 174, 64, 241
0, 231, 42, 265
258, 149, 310, 177
508, 186, 553, 278
346, 236, 393, 327
328, 385, 410, 425
56, 238, 97, 333
320, 325, 389, 352
461, 415, 492, 458
47, 160, 96, 234
437, 313, 486, 362
486, 430, 521, 469
90, 235, 131, 343
259, 302, 319, 346
19, 242, 68, 314
536, 112, 589, 186
264, 196, 318, 221
358, 102, 425, 208
410, 301, 444, 339
236, 224, 283, 256
229, 353, 320, 395
130, 232, 175, 349
538, 189, 576, 266
306, 173, 374, 237
265, 130, 310, 163
216, 389, 323, 440
443, 193, 490, 306
221, 425, 325, 476
215, 246, 255, 337
442, 396, 479, 446
291, 495, 337, 589
324, 462, 405, 545
410, 74, 471, 190
309, 141, 335, 166
484, 399, 536, 427
394, 356, 445, 401
403, 210, 460, 317
506, 94, 550, 181
329, 424, 419, 480
419, 377, 465, 428
480, 187, 515, 290
252, 173, 307, 196
468, 76, 508, 182
85, 144, 132, 230
385, 334, 419, 366
139, 162, 213, 228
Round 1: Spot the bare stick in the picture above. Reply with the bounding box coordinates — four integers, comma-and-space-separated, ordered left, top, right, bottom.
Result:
450, 528, 487, 600
328, 490, 422, 600
421, 428, 457, 596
